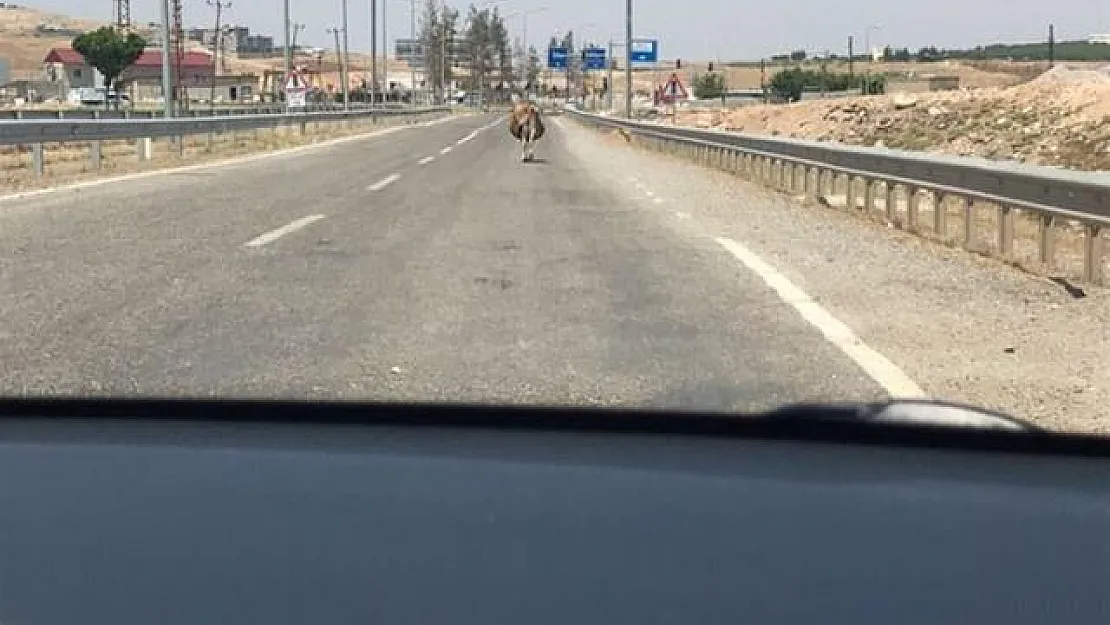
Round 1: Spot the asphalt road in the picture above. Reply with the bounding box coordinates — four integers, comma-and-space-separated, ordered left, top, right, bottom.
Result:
0, 112, 886, 410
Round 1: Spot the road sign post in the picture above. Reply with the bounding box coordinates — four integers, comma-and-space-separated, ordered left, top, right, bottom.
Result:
282, 69, 309, 109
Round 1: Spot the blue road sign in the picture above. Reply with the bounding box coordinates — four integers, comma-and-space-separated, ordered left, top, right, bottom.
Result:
630, 39, 658, 63
582, 46, 607, 71
547, 46, 568, 70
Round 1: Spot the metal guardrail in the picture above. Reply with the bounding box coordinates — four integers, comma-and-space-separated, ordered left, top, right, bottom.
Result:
0, 106, 450, 180
568, 109, 1110, 284
0, 107, 446, 145
0, 103, 376, 121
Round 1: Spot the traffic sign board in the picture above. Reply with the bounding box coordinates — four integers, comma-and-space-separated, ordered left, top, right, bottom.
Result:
661, 73, 688, 102
630, 39, 658, 64
282, 70, 309, 93
582, 46, 607, 71
547, 46, 568, 70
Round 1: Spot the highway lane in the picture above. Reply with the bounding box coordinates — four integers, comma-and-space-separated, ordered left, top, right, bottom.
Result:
0, 111, 885, 409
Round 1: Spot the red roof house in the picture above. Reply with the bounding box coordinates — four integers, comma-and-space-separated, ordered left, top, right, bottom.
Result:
43, 47, 214, 87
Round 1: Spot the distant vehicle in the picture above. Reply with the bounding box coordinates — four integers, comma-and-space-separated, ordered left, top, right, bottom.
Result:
70, 87, 130, 107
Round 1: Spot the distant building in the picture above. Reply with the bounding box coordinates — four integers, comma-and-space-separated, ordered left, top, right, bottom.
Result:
43, 47, 214, 89
187, 25, 274, 54
239, 34, 275, 53
1088, 34, 1110, 44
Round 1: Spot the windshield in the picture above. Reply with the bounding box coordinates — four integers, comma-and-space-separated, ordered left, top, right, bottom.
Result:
0, 0, 1106, 437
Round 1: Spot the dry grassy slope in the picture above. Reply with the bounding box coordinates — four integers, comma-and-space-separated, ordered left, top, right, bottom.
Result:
0, 5, 108, 73
677, 64, 1110, 171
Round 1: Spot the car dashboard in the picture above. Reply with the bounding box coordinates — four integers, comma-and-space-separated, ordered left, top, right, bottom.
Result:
0, 400, 1107, 625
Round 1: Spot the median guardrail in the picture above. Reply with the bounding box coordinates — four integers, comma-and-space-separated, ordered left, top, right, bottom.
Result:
568, 109, 1110, 285
0, 106, 449, 180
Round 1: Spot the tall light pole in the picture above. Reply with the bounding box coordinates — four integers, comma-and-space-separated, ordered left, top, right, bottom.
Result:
383, 0, 388, 101
207, 0, 232, 109
327, 26, 348, 109
505, 6, 548, 93
341, 0, 350, 109
624, 0, 632, 118
371, 0, 378, 105
283, 0, 291, 80
160, 0, 174, 116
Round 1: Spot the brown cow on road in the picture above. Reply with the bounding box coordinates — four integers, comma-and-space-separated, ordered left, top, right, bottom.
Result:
508, 100, 544, 162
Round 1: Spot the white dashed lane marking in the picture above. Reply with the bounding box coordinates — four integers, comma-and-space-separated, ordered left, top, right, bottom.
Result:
367, 173, 401, 191
245, 214, 326, 247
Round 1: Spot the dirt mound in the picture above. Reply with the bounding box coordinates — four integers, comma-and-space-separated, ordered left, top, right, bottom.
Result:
1029, 64, 1110, 85
675, 76, 1110, 171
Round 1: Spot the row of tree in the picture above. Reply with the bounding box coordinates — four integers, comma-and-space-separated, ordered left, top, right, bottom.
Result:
769, 67, 885, 102
419, 0, 542, 101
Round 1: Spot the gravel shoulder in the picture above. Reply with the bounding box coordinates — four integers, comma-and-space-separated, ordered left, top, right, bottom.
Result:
557, 118, 1110, 434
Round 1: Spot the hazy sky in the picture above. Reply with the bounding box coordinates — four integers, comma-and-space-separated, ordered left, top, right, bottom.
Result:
26, 0, 1110, 59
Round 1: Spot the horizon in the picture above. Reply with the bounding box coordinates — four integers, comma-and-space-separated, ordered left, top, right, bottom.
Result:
11, 0, 1110, 61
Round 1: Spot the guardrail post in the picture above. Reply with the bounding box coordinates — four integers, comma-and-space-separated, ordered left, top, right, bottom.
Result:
90, 139, 102, 170
89, 111, 102, 171
846, 176, 858, 211
31, 143, 45, 177
1039, 215, 1056, 268
1083, 225, 1104, 284
998, 206, 1015, 258
907, 188, 920, 230
934, 192, 948, 238
863, 178, 876, 214
964, 199, 976, 248
136, 137, 152, 161
885, 182, 897, 222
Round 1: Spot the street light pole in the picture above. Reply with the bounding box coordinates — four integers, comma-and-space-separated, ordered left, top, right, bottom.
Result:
383, 0, 388, 101
207, 0, 231, 109
159, 0, 174, 116
371, 0, 378, 105
409, 0, 416, 103
341, 0, 350, 109
283, 0, 291, 80
328, 26, 349, 109
624, 0, 632, 118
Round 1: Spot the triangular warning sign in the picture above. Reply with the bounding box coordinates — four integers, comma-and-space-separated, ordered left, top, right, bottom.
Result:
282, 70, 308, 92
663, 73, 688, 100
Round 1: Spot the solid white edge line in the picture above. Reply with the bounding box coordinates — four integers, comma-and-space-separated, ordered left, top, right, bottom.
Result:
368, 173, 401, 191
714, 236, 926, 399
418, 156, 435, 165
245, 214, 326, 247
0, 114, 462, 206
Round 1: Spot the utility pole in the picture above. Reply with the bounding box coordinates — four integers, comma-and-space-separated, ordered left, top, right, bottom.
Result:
341, 0, 350, 109
607, 39, 614, 110
282, 0, 291, 81
371, 0, 378, 105
383, 0, 388, 102
292, 22, 305, 51
160, 0, 174, 116
624, 0, 632, 118
1049, 24, 1055, 68
848, 35, 854, 77
410, 0, 416, 104
327, 27, 348, 109
207, 0, 231, 109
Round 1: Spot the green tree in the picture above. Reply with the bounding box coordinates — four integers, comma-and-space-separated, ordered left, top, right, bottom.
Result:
420, 0, 460, 99
692, 72, 725, 99
71, 26, 146, 109
769, 67, 806, 101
